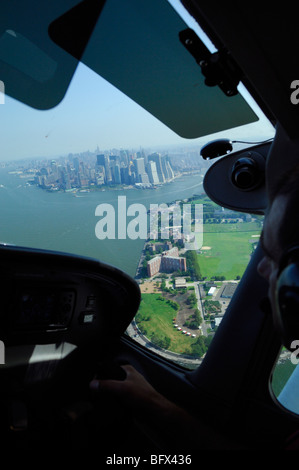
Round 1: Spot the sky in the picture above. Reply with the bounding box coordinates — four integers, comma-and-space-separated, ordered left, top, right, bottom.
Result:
0, 0, 275, 162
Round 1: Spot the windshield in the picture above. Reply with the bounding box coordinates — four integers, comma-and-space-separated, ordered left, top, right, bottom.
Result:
0, 0, 274, 367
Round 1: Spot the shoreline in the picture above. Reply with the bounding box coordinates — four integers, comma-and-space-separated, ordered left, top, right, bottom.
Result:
13, 169, 201, 194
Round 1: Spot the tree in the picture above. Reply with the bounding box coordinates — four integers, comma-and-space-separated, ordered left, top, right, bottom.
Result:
194, 308, 202, 325
190, 336, 206, 358
150, 333, 171, 350
185, 251, 202, 280
190, 335, 213, 358
183, 308, 202, 329
186, 292, 197, 308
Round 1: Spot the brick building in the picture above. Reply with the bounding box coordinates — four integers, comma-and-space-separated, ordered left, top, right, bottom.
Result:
147, 247, 187, 277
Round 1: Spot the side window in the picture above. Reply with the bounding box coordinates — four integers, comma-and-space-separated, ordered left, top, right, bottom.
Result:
271, 347, 299, 415
128, 193, 263, 369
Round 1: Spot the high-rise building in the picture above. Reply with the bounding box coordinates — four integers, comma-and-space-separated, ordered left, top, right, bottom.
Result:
134, 158, 149, 183
146, 161, 159, 184
96, 154, 105, 166
161, 155, 174, 180
112, 164, 121, 184
120, 166, 130, 185
96, 167, 105, 185
134, 157, 145, 175
97, 154, 111, 184
60, 166, 71, 190
109, 155, 120, 166
120, 149, 129, 166
148, 153, 165, 183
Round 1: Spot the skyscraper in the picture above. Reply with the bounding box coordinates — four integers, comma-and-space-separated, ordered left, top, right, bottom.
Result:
134, 158, 149, 183
120, 166, 130, 185
148, 153, 165, 183
146, 161, 159, 184
96, 154, 105, 166
112, 164, 121, 184
161, 154, 174, 180
97, 154, 111, 184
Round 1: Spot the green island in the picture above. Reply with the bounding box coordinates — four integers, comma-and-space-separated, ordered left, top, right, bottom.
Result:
133, 193, 263, 362
136, 292, 212, 357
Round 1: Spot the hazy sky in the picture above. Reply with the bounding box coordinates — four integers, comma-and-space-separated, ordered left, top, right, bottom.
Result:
0, 1, 274, 162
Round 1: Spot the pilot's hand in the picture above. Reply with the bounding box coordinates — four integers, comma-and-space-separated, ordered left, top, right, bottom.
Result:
89, 364, 242, 450
90, 364, 168, 415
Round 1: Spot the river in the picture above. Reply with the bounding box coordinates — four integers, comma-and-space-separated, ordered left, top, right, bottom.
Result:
0, 167, 204, 277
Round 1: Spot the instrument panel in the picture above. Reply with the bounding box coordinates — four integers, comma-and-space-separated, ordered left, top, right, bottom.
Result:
0, 245, 141, 349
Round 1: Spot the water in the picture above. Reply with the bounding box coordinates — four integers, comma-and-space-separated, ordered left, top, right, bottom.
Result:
0, 167, 204, 277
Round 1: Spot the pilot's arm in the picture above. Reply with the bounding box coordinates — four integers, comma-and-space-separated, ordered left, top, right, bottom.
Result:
90, 364, 243, 450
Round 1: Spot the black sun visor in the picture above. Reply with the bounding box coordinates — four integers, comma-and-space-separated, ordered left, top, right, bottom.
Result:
0, 0, 258, 138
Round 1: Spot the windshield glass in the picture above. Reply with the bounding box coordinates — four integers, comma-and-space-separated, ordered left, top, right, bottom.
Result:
0, 0, 274, 368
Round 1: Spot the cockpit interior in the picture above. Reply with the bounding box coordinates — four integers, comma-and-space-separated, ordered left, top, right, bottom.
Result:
1, 0, 299, 456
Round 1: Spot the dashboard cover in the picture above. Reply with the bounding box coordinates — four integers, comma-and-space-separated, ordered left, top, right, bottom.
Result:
0, 245, 141, 348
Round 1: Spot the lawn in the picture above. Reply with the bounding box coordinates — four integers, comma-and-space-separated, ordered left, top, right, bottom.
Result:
136, 293, 197, 355
197, 223, 261, 280
271, 356, 297, 397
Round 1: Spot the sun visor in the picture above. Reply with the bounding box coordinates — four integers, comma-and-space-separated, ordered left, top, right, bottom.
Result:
203, 142, 272, 214
0, 0, 87, 109
48, 0, 258, 138
1, 0, 258, 135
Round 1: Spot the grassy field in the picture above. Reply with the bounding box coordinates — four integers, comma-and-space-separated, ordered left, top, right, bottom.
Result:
136, 293, 197, 355
135, 218, 262, 356
197, 222, 261, 280
271, 359, 297, 397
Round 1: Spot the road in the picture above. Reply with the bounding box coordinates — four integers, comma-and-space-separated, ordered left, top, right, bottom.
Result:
127, 277, 240, 367
194, 281, 209, 336
126, 321, 203, 367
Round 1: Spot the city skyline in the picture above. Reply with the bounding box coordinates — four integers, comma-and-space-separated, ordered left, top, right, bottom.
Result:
23, 145, 206, 192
